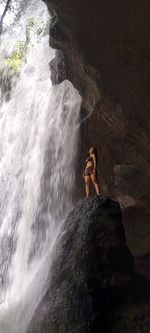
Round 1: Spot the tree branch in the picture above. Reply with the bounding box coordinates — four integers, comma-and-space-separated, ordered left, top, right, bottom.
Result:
0, 0, 12, 35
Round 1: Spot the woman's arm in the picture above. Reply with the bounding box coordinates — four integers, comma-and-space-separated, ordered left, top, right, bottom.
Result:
93, 154, 96, 172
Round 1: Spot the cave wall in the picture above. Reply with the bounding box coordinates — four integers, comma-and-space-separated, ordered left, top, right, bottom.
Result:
43, 0, 150, 258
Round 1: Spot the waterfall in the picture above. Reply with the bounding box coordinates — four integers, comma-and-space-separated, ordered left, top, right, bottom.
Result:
0, 1, 82, 332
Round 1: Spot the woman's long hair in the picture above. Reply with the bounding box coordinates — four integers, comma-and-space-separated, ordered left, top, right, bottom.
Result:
90, 146, 99, 167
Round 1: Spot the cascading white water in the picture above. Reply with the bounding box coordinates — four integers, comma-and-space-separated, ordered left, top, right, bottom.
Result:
0, 1, 82, 332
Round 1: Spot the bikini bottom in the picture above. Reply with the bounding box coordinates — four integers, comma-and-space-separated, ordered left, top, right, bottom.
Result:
84, 166, 94, 176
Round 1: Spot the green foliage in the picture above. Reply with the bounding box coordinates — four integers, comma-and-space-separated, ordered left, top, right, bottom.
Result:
27, 18, 36, 28
4, 41, 28, 74
1, 16, 44, 76
2, 18, 37, 74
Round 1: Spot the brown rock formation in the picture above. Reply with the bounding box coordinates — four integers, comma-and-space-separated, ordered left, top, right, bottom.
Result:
44, 0, 150, 258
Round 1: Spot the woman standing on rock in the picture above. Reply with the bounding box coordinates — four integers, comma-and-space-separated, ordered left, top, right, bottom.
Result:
83, 147, 101, 197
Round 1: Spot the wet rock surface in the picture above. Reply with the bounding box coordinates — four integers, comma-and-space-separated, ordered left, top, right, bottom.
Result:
28, 196, 150, 333
49, 50, 67, 84
43, 0, 150, 259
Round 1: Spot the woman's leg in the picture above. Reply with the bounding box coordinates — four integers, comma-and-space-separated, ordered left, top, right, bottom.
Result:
85, 175, 90, 197
91, 173, 101, 195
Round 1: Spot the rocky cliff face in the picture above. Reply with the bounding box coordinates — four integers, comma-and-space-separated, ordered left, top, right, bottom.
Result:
43, 0, 150, 258
28, 196, 150, 333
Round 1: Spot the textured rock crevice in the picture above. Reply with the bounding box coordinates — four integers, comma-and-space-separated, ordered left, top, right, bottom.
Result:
43, 0, 150, 258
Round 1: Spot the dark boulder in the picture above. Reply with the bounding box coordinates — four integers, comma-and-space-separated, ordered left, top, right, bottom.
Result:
28, 196, 135, 333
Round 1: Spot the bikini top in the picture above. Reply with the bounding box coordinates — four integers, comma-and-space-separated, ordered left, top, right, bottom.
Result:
86, 155, 93, 163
